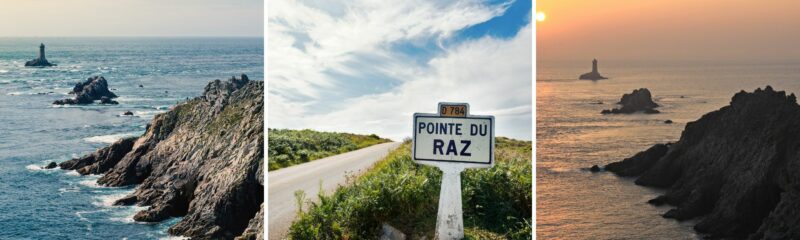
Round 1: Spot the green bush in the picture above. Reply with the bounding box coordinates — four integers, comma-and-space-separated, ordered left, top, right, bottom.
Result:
289, 137, 532, 239
268, 129, 391, 170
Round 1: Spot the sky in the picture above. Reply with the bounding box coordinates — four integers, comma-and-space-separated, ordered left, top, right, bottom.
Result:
537, 0, 800, 62
0, 0, 263, 37
268, 0, 533, 141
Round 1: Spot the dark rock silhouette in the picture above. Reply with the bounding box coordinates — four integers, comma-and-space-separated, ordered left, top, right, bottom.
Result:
43, 162, 57, 169
123, 111, 134, 116
589, 165, 601, 172
53, 76, 118, 105
24, 43, 55, 67
664, 120, 673, 124
579, 59, 607, 80
605, 86, 800, 239
60, 75, 263, 239
602, 88, 660, 114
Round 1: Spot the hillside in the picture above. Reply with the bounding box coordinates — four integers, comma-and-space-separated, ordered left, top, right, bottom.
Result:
268, 129, 390, 170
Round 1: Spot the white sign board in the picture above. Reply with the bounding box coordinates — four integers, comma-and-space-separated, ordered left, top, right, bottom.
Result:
412, 102, 496, 239
413, 103, 495, 167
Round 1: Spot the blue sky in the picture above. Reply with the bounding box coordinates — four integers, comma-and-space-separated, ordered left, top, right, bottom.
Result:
269, 0, 532, 140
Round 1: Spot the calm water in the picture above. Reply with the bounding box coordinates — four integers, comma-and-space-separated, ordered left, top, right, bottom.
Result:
0, 38, 262, 239
536, 59, 800, 239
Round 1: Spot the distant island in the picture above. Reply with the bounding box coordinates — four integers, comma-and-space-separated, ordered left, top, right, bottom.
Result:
579, 59, 606, 80
25, 43, 55, 67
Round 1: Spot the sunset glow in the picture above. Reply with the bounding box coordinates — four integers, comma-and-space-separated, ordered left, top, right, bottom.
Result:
536, 11, 546, 22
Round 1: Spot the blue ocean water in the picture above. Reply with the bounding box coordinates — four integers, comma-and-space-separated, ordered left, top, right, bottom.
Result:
0, 38, 263, 239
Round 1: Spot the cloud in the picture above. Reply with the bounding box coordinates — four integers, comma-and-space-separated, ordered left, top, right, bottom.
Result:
269, 0, 531, 141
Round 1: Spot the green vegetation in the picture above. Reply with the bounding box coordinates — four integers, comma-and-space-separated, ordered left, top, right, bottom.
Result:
268, 129, 391, 170
289, 137, 532, 239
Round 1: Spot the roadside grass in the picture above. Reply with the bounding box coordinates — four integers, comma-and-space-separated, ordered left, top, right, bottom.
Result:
289, 137, 532, 239
268, 129, 390, 171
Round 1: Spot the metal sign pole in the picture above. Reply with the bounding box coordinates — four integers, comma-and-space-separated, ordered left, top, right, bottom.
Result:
435, 165, 465, 239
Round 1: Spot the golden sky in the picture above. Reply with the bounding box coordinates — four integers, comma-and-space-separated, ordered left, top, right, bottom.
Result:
537, 0, 800, 61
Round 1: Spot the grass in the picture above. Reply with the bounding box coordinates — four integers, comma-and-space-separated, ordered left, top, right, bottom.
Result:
268, 129, 391, 171
289, 137, 532, 239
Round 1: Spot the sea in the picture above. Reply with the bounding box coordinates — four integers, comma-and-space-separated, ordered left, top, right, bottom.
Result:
536, 59, 800, 239
0, 37, 263, 239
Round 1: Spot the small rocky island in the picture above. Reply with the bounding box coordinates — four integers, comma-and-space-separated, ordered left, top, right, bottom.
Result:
59, 75, 263, 239
53, 76, 119, 105
579, 58, 607, 80
25, 43, 55, 67
601, 88, 659, 114
603, 86, 800, 239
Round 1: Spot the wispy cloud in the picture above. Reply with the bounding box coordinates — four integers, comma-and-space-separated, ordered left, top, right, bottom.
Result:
269, 0, 532, 140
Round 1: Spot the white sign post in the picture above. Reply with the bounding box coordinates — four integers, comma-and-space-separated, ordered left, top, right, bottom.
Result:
412, 102, 495, 239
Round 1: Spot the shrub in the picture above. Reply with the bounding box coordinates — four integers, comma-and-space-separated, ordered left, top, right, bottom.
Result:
289, 137, 532, 239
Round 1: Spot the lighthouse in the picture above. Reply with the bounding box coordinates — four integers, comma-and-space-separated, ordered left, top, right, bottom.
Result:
39, 43, 46, 61
25, 43, 55, 67
592, 58, 598, 73
579, 58, 607, 80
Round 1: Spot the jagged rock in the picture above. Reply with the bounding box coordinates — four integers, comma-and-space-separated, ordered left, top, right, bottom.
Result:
602, 88, 660, 114
100, 96, 119, 105
24, 43, 55, 67
53, 76, 118, 105
61, 75, 263, 239
605, 86, 800, 239
59, 137, 136, 175
235, 204, 264, 240
43, 162, 57, 169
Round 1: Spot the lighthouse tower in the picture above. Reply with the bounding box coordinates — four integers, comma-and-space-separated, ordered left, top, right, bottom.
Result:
39, 43, 46, 61
592, 58, 598, 73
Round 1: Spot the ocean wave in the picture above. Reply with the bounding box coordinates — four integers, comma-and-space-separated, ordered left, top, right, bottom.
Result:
92, 191, 134, 207
84, 132, 142, 144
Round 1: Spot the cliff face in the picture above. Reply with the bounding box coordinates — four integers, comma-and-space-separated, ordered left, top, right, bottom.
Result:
605, 86, 800, 239
60, 75, 263, 239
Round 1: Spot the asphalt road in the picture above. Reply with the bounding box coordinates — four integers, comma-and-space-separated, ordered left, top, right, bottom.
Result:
268, 141, 402, 239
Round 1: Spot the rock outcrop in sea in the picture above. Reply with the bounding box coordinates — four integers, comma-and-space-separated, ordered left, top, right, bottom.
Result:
59, 75, 263, 239
601, 88, 660, 114
53, 76, 119, 105
579, 58, 607, 80
25, 43, 55, 67
604, 86, 800, 239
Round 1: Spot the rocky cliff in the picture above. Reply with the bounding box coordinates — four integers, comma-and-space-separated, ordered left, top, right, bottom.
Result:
605, 86, 800, 239
60, 75, 263, 239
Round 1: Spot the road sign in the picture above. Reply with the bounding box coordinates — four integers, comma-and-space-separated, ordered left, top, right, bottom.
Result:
413, 103, 495, 168
412, 102, 495, 239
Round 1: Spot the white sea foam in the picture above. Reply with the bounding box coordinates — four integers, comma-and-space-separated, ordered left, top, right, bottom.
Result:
92, 191, 135, 207
84, 132, 142, 144
66, 170, 81, 176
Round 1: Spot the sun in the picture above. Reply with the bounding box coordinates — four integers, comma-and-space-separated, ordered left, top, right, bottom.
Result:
536, 11, 546, 22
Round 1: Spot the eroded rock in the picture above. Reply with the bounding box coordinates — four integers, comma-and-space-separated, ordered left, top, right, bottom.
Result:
60, 75, 263, 239
602, 88, 659, 114
605, 86, 800, 239
53, 76, 118, 105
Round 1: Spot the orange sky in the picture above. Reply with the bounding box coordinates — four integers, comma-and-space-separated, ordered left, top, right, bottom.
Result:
537, 0, 800, 62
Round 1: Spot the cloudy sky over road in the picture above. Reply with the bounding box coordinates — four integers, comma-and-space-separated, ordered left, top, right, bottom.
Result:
269, 0, 532, 140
